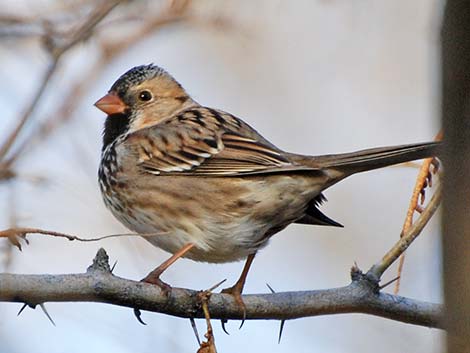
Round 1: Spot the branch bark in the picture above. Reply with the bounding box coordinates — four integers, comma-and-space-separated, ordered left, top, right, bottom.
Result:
0, 249, 443, 329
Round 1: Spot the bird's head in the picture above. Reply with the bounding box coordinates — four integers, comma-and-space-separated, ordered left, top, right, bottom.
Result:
95, 64, 194, 148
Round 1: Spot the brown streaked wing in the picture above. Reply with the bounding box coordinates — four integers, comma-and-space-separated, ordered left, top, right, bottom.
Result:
124, 107, 319, 176
187, 133, 294, 175
124, 120, 222, 174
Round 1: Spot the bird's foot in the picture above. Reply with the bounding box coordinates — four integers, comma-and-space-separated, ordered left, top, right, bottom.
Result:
133, 275, 173, 325
140, 272, 173, 297
219, 253, 256, 332
221, 282, 247, 329
132, 243, 195, 325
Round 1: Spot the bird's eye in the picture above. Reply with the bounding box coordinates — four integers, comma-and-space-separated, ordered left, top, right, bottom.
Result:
138, 90, 153, 102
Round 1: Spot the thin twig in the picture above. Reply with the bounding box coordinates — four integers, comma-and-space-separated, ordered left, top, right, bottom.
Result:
368, 184, 442, 280
0, 0, 121, 164
198, 290, 217, 353
394, 130, 443, 293
3, 3, 192, 170
0, 227, 168, 250
0, 60, 58, 161
394, 158, 434, 292
49, 0, 124, 59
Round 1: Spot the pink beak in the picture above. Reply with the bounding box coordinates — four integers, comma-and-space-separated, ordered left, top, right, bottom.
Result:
94, 92, 127, 115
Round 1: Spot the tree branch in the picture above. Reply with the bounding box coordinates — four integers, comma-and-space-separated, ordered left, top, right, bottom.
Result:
368, 184, 442, 280
0, 248, 443, 329
0, 0, 122, 165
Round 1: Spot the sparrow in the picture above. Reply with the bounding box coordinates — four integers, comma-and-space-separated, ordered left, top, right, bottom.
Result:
94, 64, 439, 314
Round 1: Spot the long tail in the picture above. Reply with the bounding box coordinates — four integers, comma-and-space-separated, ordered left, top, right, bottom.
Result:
314, 141, 441, 175
294, 141, 441, 228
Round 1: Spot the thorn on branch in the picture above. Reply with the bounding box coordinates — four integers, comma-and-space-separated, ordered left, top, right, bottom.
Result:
220, 318, 229, 335
190, 317, 202, 346
17, 302, 55, 326
350, 262, 363, 281
133, 308, 147, 325
266, 283, 286, 344
86, 248, 111, 273
17, 303, 28, 316
39, 303, 56, 326
352, 265, 381, 293
111, 260, 118, 273
379, 276, 401, 290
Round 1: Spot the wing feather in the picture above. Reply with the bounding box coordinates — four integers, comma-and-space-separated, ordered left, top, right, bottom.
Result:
123, 107, 316, 176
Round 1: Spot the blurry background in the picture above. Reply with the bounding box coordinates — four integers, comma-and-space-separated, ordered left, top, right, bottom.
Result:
0, 1, 443, 352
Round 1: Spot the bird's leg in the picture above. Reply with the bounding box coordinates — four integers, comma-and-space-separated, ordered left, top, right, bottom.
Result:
134, 243, 195, 324
221, 252, 256, 323
141, 243, 195, 295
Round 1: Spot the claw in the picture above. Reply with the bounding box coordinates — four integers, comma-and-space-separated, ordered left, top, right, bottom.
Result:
130, 244, 197, 327
132, 275, 171, 325
221, 285, 247, 329
220, 253, 256, 330
132, 243, 195, 325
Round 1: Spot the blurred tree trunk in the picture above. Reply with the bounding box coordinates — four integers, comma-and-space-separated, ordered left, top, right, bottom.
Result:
441, 1, 470, 352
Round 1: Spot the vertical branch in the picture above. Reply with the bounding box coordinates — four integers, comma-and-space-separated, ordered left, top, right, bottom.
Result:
0, 61, 58, 160
1, 1, 192, 171
441, 1, 470, 352
0, 0, 121, 163
394, 131, 442, 294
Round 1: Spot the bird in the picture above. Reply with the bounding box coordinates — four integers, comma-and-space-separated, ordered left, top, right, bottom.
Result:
94, 63, 439, 316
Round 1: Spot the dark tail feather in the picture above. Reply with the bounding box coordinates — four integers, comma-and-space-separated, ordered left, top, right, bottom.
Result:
295, 141, 440, 230
295, 194, 343, 227
315, 141, 441, 175
295, 209, 343, 227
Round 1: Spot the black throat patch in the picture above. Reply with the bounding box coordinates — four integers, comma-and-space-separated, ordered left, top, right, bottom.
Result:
102, 112, 131, 151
